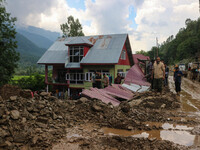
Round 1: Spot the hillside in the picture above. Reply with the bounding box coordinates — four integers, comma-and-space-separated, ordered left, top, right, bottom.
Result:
17, 28, 53, 49
145, 18, 200, 64
16, 25, 60, 42
15, 33, 46, 69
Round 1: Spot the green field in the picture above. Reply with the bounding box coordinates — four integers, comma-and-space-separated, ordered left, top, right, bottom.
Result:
12, 75, 30, 80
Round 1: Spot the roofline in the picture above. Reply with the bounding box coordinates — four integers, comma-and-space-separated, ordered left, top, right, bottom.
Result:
81, 63, 116, 65
37, 63, 65, 65
65, 43, 93, 47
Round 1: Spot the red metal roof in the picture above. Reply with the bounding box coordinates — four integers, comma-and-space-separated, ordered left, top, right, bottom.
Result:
132, 54, 150, 64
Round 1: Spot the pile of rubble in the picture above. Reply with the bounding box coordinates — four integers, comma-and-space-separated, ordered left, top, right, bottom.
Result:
0, 91, 69, 149
0, 85, 182, 149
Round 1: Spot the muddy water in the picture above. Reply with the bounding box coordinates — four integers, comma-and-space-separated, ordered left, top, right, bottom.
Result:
102, 122, 200, 147
101, 77, 200, 147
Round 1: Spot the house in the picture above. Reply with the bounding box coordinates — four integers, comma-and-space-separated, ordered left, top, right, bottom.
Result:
37, 34, 134, 98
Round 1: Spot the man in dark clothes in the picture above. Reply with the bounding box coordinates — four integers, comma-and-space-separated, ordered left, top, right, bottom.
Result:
114, 73, 124, 84
174, 67, 183, 95
164, 64, 169, 86
95, 72, 102, 89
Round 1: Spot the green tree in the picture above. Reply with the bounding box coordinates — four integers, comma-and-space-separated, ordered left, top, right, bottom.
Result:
136, 50, 148, 56
0, 0, 19, 86
60, 15, 84, 37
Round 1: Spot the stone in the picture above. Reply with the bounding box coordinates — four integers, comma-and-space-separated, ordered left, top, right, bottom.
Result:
13, 133, 26, 143
0, 128, 9, 137
40, 92, 48, 96
79, 97, 88, 103
161, 104, 166, 109
10, 110, 20, 120
91, 104, 102, 112
21, 118, 26, 124
37, 117, 49, 124
0, 96, 3, 102
10, 96, 17, 101
5, 141, 12, 147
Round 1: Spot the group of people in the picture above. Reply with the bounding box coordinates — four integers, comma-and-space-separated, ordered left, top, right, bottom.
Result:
91, 71, 124, 89
149, 56, 182, 95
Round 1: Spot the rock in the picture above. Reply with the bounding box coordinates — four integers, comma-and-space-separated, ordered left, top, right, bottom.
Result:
146, 102, 154, 106
10, 96, 17, 101
40, 92, 48, 96
37, 117, 49, 124
120, 102, 130, 113
32, 136, 38, 144
127, 126, 134, 130
92, 104, 102, 112
10, 110, 20, 120
13, 133, 26, 143
5, 141, 12, 147
0, 128, 10, 137
21, 118, 26, 124
0, 96, 3, 102
129, 99, 142, 107
161, 104, 166, 109
80, 97, 88, 103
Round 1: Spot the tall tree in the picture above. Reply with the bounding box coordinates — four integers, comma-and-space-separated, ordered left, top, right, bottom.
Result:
60, 15, 84, 37
0, 0, 19, 86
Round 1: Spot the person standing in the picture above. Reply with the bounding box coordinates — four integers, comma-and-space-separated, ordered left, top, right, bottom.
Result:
114, 73, 124, 84
174, 67, 183, 95
151, 57, 165, 93
95, 72, 102, 89
91, 71, 97, 88
103, 73, 109, 88
164, 64, 169, 86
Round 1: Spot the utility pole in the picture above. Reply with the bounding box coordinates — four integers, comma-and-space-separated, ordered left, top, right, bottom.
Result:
156, 37, 159, 57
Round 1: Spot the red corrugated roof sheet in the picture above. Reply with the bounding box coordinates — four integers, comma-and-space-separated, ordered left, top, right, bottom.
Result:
132, 54, 150, 64
124, 64, 151, 86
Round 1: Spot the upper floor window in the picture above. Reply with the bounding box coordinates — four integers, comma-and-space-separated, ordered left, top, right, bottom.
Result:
69, 46, 84, 63
120, 49, 126, 60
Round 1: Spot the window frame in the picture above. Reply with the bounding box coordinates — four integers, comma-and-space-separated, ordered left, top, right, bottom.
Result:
69, 46, 84, 63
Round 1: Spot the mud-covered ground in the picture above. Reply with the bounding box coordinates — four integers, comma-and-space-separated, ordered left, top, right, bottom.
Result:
0, 80, 200, 150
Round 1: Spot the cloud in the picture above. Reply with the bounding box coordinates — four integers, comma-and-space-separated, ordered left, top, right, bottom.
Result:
5, 0, 200, 53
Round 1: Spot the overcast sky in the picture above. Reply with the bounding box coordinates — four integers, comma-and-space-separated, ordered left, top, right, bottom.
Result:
6, 0, 199, 53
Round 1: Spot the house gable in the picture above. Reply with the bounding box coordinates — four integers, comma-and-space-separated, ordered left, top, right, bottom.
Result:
117, 36, 133, 66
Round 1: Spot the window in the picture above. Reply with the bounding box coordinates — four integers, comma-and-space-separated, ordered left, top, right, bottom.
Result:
85, 70, 111, 81
120, 49, 126, 60
69, 46, 84, 63
66, 70, 84, 84
85, 72, 94, 81
117, 69, 127, 78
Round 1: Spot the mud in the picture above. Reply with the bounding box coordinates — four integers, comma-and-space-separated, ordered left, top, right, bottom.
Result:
1, 82, 200, 149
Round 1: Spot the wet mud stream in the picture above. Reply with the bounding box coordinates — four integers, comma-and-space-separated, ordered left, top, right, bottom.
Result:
52, 76, 200, 149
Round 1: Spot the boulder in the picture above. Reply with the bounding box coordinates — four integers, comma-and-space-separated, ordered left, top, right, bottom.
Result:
10, 110, 20, 120
10, 96, 17, 101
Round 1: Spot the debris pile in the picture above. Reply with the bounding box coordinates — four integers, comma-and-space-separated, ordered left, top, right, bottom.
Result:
0, 84, 183, 149
0, 92, 68, 149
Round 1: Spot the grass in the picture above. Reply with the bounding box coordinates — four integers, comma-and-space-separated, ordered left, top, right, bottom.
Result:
12, 75, 30, 81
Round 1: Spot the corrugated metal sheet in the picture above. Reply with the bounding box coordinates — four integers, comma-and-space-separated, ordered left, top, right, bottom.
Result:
66, 36, 93, 45
37, 40, 68, 64
132, 54, 150, 64
124, 64, 151, 86
65, 63, 80, 68
81, 34, 127, 64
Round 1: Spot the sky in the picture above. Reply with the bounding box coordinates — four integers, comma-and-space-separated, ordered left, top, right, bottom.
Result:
6, 0, 200, 53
